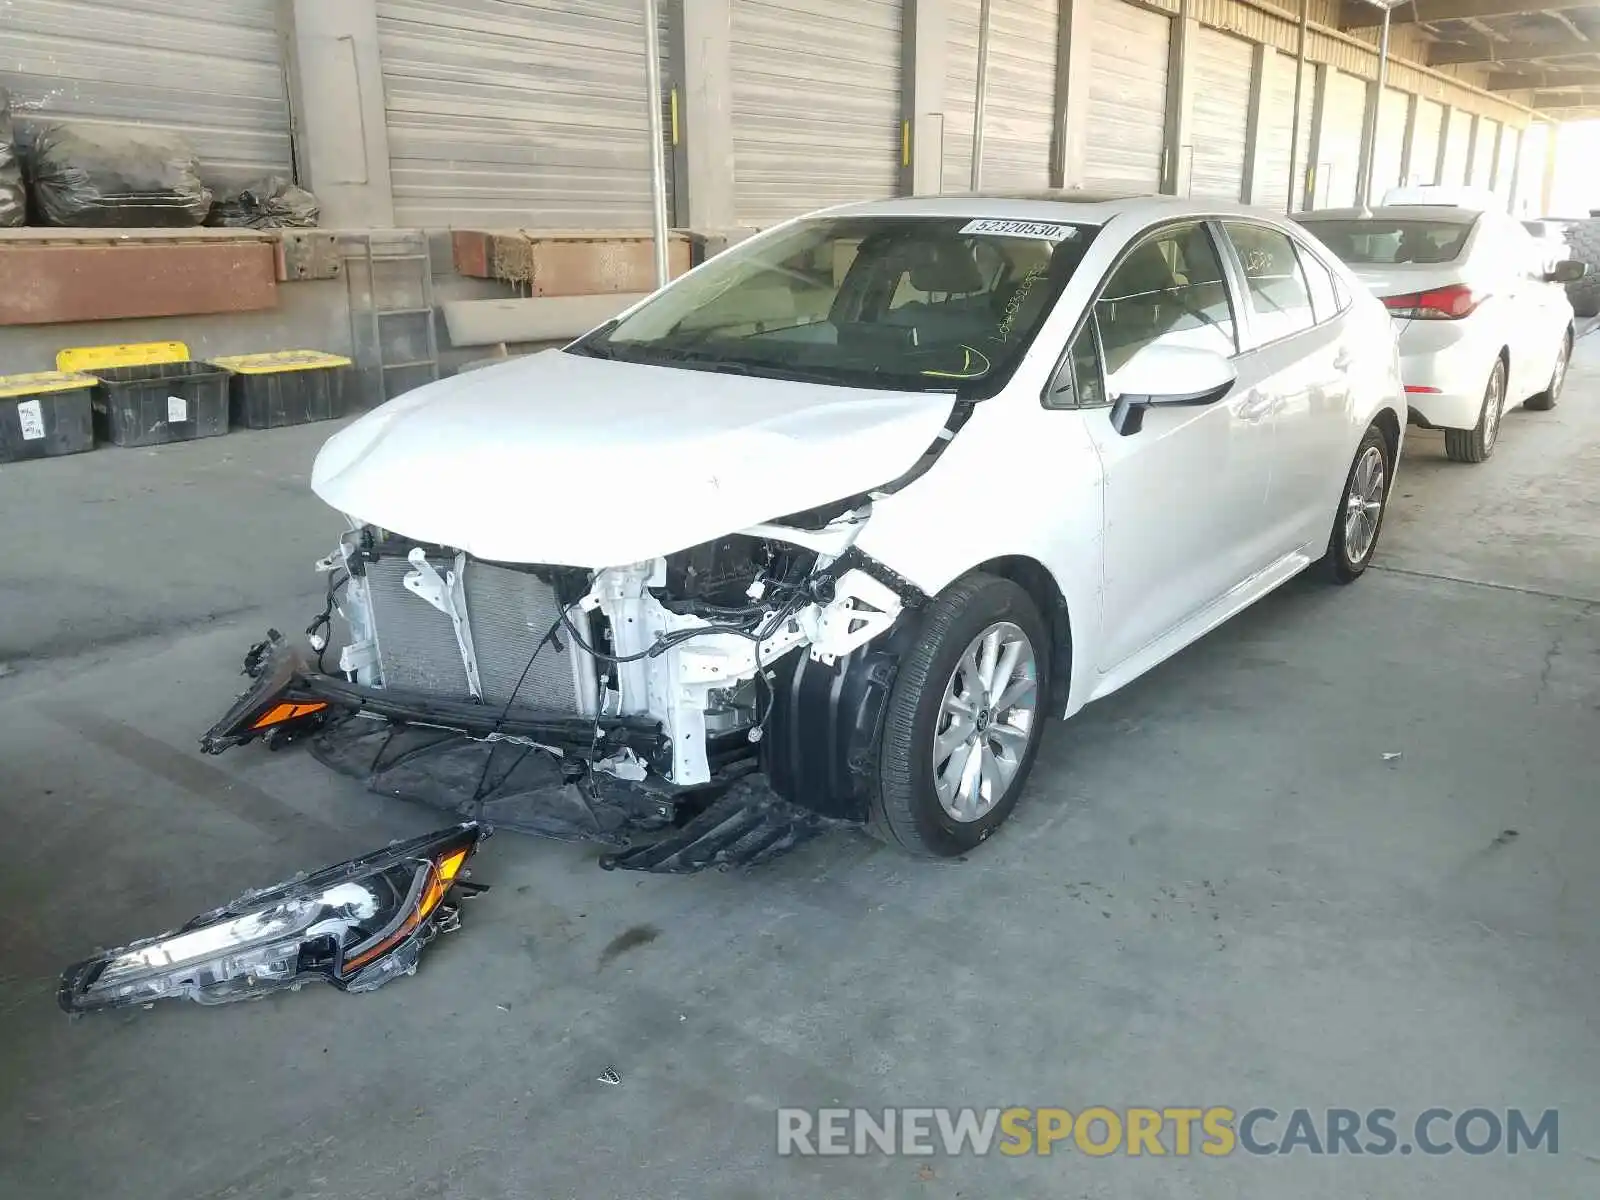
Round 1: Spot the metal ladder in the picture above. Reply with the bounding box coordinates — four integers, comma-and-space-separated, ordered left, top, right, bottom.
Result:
342, 230, 442, 407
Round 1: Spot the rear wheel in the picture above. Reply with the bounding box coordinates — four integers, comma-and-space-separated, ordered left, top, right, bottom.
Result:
1525, 328, 1572, 412
1324, 425, 1392, 584
1444, 358, 1506, 464
869, 574, 1050, 858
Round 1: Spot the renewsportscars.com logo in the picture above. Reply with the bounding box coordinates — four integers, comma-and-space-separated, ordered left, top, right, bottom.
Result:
776, 1106, 1560, 1158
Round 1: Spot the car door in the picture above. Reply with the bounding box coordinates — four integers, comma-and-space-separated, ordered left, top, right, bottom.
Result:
1053, 220, 1276, 672
1502, 218, 1570, 388
1480, 214, 1557, 399
1218, 220, 1354, 554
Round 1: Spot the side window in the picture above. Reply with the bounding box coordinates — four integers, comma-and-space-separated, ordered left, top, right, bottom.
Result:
1095, 223, 1238, 374
1295, 243, 1342, 324
1044, 318, 1107, 410
1223, 222, 1317, 344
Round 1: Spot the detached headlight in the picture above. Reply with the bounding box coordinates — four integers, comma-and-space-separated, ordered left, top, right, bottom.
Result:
60, 824, 486, 1013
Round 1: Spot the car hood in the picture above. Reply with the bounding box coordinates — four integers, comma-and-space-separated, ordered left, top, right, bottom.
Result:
312, 349, 956, 566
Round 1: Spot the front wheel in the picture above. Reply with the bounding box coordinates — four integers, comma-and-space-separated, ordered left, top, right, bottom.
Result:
1524, 328, 1572, 412
1443, 359, 1506, 463
869, 574, 1051, 858
1323, 425, 1393, 584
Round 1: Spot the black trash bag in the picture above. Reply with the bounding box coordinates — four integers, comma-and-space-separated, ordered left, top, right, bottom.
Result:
207, 175, 320, 229
0, 87, 24, 228
28, 120, 211, 227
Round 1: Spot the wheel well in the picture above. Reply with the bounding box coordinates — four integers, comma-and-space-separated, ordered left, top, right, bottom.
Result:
975, 556, 1073, 715
1371, 406, 1401, 470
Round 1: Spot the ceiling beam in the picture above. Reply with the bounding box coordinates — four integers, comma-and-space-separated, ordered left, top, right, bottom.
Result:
1343, 0, 1594, 29
1430, 38, 1598, 65
1532, 88, 1600, 107
1490, 68, 1600, 89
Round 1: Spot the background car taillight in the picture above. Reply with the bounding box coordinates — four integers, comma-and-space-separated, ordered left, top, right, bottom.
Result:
1382, 284, 1481, 320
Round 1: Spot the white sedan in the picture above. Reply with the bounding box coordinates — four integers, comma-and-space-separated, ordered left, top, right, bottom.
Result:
1298, 204, 1582, 463
215, 195, 1407, 858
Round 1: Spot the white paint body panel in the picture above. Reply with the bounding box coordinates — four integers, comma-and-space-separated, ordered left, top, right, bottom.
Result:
316, 194, 1406, 738
313, 349, 954, 567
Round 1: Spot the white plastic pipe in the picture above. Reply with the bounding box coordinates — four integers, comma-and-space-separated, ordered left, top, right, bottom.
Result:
971, 0, 993, 191
644, 0, 671, 289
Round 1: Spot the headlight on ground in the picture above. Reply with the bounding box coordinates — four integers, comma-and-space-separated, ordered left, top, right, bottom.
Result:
59, 824, 486, 1013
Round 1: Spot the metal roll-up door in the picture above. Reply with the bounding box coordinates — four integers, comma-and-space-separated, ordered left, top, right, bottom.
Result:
1084, 0, 1172, 192
1407, 99, 1444, 186
1471, 117, 1497, 188
378, 0, 671, 229
1493, 124, 1518, 205
1314, 70, 1366, 208
731, 0, 903, 228
1441, 110, 1471, 184
1188, 29, 1253, 200
1253, 50, 1294, 211
0, 0, 290, 189
1514, 123, 1549, 215
1253, 51, 1317, 211
944, 0, 1059, 193
1369, 87, 1408, 202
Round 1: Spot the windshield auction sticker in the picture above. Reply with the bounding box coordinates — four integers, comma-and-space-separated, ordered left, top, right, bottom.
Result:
960, 219, 1079, 242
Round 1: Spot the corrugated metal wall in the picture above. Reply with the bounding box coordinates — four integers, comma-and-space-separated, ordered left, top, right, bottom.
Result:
1469, 116, 1496, 189
1084, 0, 1171, 193
1368, 87, 1407, 203
1189, 28, 1254, 201
731, 0, 903, 227
1190, 0, 1527, 131
0, 0, 291, 188
943, 0, 1059, 193
1441, 108, 1471, 184
376, 0, 670, 228
1314, 69, 1365, 208
1408, 99, 1444, 186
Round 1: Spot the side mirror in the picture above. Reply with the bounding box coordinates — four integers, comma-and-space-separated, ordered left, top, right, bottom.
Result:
1546, 259, 1590, 285
1107, 343, 1237, 436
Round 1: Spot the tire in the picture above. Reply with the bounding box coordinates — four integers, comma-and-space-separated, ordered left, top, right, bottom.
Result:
1524, 328, 1573, 412
869, 574, 1051, 858
1565, 219, 1600, 319
1324, 424, 1393, 584
1443, 358, 1507, 464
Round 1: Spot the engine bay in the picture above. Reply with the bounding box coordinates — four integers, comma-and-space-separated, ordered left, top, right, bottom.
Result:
322, 523, 908, 790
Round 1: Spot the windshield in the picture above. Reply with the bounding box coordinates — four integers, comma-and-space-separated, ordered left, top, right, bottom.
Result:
569, 216, 1095, 396
1297, 218, 1473, 266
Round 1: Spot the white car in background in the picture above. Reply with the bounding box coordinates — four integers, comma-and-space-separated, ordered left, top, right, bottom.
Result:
1298, 204, 1584, 463
210, 195, 1406, 859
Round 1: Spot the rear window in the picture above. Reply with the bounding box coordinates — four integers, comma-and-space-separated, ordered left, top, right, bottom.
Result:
1297, 219, 1473, 266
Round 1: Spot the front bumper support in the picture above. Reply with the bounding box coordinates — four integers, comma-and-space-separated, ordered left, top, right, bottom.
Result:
201, 631, 668, 767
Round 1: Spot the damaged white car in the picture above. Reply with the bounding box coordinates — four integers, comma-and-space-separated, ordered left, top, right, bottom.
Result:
206, 194, 1405, 864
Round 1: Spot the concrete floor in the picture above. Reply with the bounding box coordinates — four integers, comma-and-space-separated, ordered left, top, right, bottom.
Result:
3, 345, 1598, 1200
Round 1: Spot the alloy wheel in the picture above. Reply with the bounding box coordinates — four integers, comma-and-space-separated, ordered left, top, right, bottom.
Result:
1344, 444, 1386, 565
1482, 366, 1504, 449
931, 622, 1040, 823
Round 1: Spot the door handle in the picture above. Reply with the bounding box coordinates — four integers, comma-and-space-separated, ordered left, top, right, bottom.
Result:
1333, 348, 1353, 371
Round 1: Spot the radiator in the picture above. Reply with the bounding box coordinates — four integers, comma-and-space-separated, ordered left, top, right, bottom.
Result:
364, 552, 597, 713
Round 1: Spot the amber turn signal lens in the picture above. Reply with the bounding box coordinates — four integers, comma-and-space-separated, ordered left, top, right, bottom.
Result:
251, 701, 329, 731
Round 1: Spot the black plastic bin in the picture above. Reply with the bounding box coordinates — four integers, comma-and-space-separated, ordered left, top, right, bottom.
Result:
210, 352, 354, 429
0, 372, 96, 462
86, 361, 231, 447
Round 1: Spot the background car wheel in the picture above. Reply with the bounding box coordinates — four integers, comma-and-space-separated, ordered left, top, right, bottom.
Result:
1443, 358, 1506, 464
1324, 425, 1392, 584
1524, 329, 1572, 412
869, 574, 1051, 858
